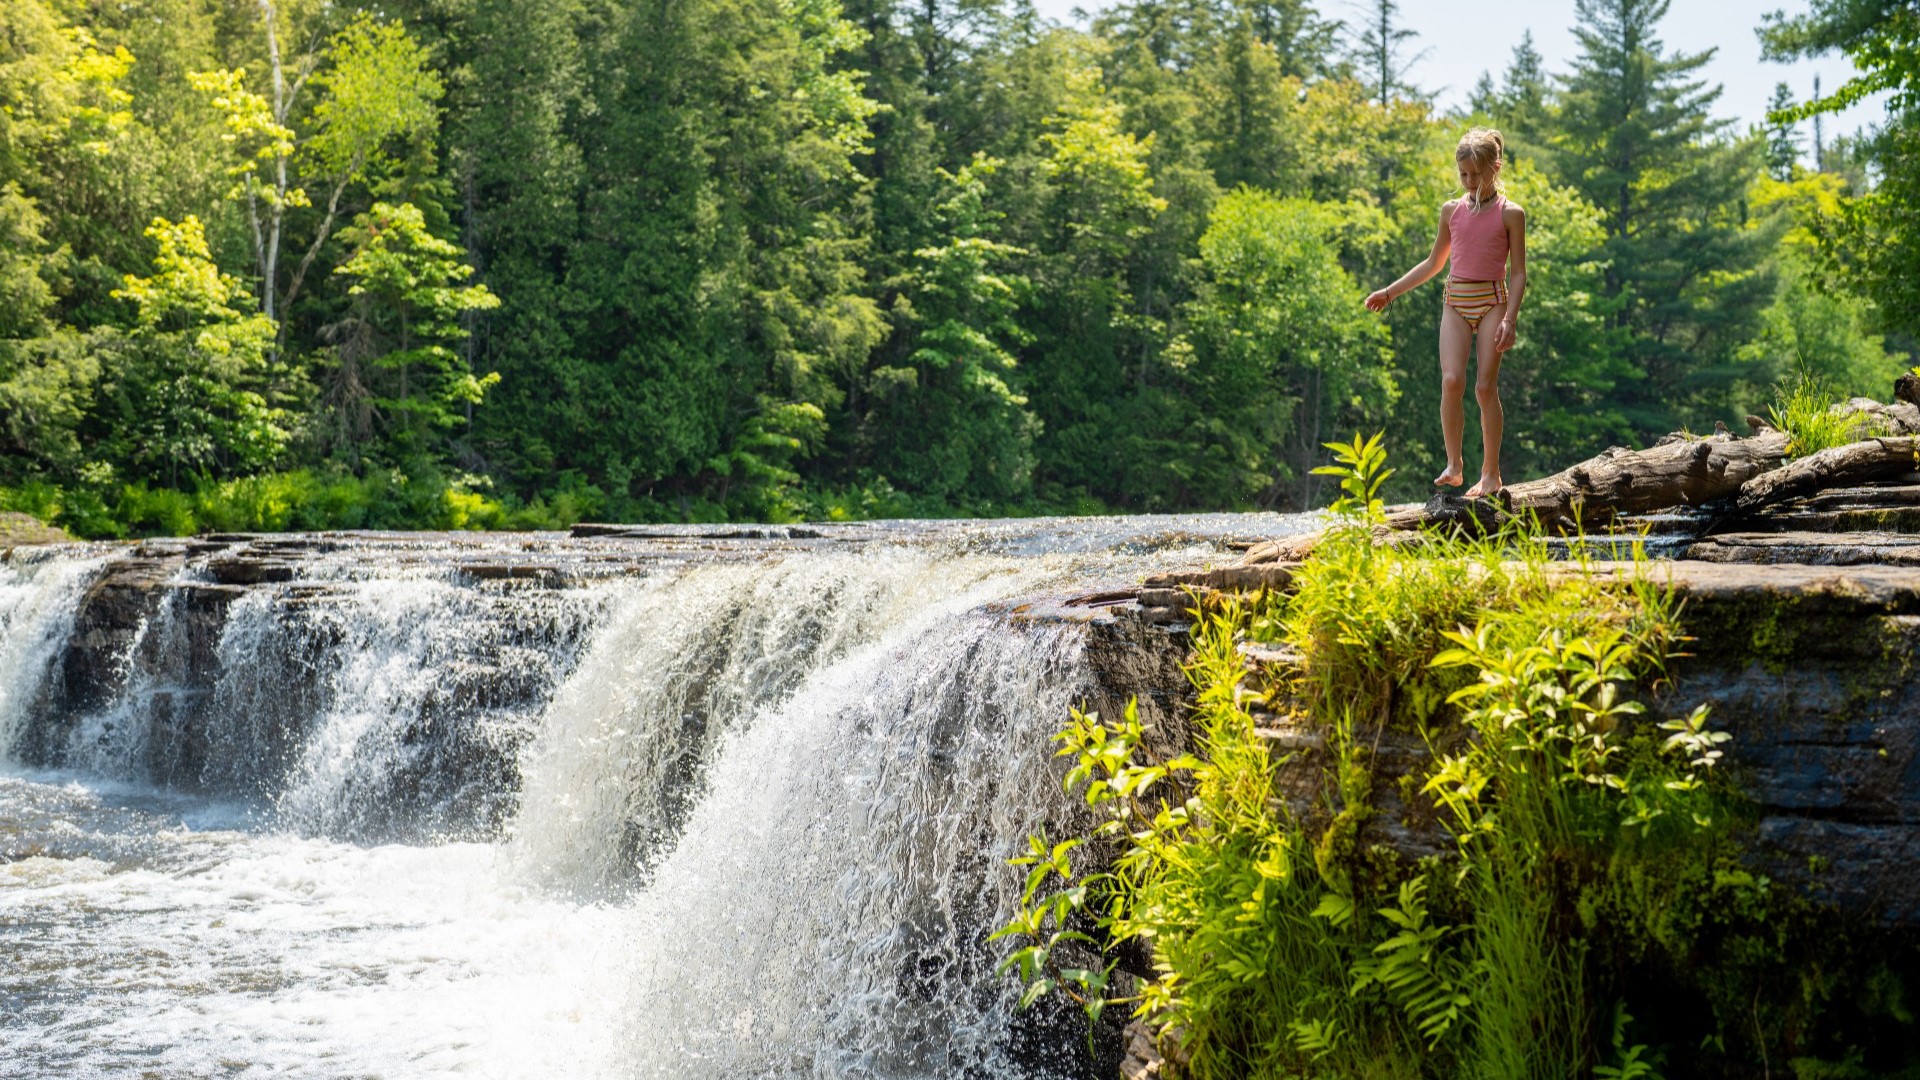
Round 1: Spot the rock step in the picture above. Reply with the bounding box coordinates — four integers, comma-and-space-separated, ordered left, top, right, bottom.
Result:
1683, 532, 1920, 565
1747, 506, 1920, 533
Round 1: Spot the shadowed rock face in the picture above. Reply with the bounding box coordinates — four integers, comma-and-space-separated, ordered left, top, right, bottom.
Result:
1653, 562, 1920, 922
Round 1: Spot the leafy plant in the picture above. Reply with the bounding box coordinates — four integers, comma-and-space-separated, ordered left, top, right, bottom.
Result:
992, 435, 1780, 1080
1344, 876, 1471, 1048
1312, 430, 1395, 525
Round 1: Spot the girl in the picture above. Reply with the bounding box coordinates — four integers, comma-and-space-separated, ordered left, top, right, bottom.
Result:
1365, 128, 1527, 497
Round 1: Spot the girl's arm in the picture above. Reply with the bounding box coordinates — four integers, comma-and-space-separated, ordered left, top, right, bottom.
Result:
1364, 202, 1453, 311
1494, 204, 1528, 352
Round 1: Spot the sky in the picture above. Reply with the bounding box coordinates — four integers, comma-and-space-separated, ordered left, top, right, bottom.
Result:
1032, 0, 1891, 151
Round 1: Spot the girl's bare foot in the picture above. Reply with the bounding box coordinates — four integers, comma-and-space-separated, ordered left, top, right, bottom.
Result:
1466, 474, 1503, 498
1434, 465, 1465, 488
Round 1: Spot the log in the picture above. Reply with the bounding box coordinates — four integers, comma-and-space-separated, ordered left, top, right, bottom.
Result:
1732, 437, 1920, 516
1237, 429, 1791, 565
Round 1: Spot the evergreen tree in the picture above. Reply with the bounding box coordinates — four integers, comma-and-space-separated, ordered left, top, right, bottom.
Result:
1014, 62, 1170, 507
1197, 12, 1307, 190
864, 156, 1039, 502
326, 201, 500, 464
428, 0, 595, 481
1468, 70, 1495, 113
1762, 0, 1920, 345
546, 0, 882, 515
1238, 0, 1341, 78
1491, 29, 1551, 153
1345, 0, 1426, 107
1554, 0, 1771, 432
1766, 82, 1802, 179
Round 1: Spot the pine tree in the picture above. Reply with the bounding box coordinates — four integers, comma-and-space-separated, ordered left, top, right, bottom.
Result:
1497, 30, 1551, 148
1468, 71, 1497, 116
1239, 0, 1341, 78
1766, 82, 1802, 179
1554, 0, 1771, 432
1346, 0, 1427, 107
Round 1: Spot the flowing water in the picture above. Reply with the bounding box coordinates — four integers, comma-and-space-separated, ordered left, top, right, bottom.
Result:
0, 516, 1305, 1078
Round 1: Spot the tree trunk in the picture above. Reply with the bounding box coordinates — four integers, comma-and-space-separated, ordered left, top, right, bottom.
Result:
1732, 437, 1920, 516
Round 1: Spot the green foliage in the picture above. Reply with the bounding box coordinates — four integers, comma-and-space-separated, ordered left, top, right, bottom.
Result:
1758, 0, 1920, 327
1740, 173, 1906, 402
328, 201, 500, 460
1553, 0, 1773, 432
987, 437, 1912, 1079
1312, 431, 1393, 523
1178, 193, 1394, 509
103, 215, 289, 482
304, 16, 442, 182
1342, 876, 1471, 1048
864, 155, 1040, 501
0, 467, 586, 538
0, 0, 1911, 534
1768, 363, 1882, 459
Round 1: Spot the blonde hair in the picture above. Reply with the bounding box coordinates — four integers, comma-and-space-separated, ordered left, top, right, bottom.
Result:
1456, 128, 1505, 210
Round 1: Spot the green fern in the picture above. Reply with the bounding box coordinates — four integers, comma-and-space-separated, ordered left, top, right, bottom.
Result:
1593, 1002, 1662, 1079
1348, 875, 1471, 1048
1288, 1015, 1343, 1060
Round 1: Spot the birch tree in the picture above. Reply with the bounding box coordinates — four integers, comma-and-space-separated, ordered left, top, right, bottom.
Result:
191, 9, 441, 338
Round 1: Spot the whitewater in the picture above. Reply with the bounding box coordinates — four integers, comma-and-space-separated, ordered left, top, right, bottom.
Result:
0, 517, 1302, 1078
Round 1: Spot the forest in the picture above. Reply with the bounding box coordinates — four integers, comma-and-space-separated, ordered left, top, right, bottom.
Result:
0, 0, 1911, 535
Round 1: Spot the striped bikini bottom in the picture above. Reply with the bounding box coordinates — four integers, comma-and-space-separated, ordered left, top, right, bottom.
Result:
1445, 277, 1509, 332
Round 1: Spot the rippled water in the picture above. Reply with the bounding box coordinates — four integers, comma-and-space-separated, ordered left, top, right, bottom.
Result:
0, 515, 1306, 1078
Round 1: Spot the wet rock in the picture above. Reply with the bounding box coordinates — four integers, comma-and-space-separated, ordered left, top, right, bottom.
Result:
204, 555, 301, 584
1082, 604, 1194, 753
59, 550, 183, 707
458, 563, 565, 585
1685, 531, 1920, 565
1119, 1017, 1166, 1079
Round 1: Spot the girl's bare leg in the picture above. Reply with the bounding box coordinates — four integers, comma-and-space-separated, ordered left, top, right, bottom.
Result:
1466, 323, 1505, 496
1435, 305, 1471, 487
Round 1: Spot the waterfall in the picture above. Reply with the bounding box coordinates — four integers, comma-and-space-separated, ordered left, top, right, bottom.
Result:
0, 520, 1284, 1077
610, 609, 1093, 1077
0, 547, 108, 758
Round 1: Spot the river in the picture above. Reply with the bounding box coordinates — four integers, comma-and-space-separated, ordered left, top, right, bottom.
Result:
0, 515, 1308, 1079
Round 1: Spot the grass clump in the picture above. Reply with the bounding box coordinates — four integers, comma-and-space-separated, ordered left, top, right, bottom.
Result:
1769, 362, 1884, 458
997, 433, 1920, 1078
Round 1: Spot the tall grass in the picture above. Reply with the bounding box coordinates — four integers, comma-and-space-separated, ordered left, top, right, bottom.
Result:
1769, 362, 1884, 458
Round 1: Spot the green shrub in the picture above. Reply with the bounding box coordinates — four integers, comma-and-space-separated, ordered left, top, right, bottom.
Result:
996, 434, 1916, 1078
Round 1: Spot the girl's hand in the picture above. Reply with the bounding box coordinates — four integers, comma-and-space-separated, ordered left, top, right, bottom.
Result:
1364, 289, 1393, 312
1494, 317, 1518, 353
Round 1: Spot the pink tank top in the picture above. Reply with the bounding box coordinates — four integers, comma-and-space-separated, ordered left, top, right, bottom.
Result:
1448, 194, 1509, 282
